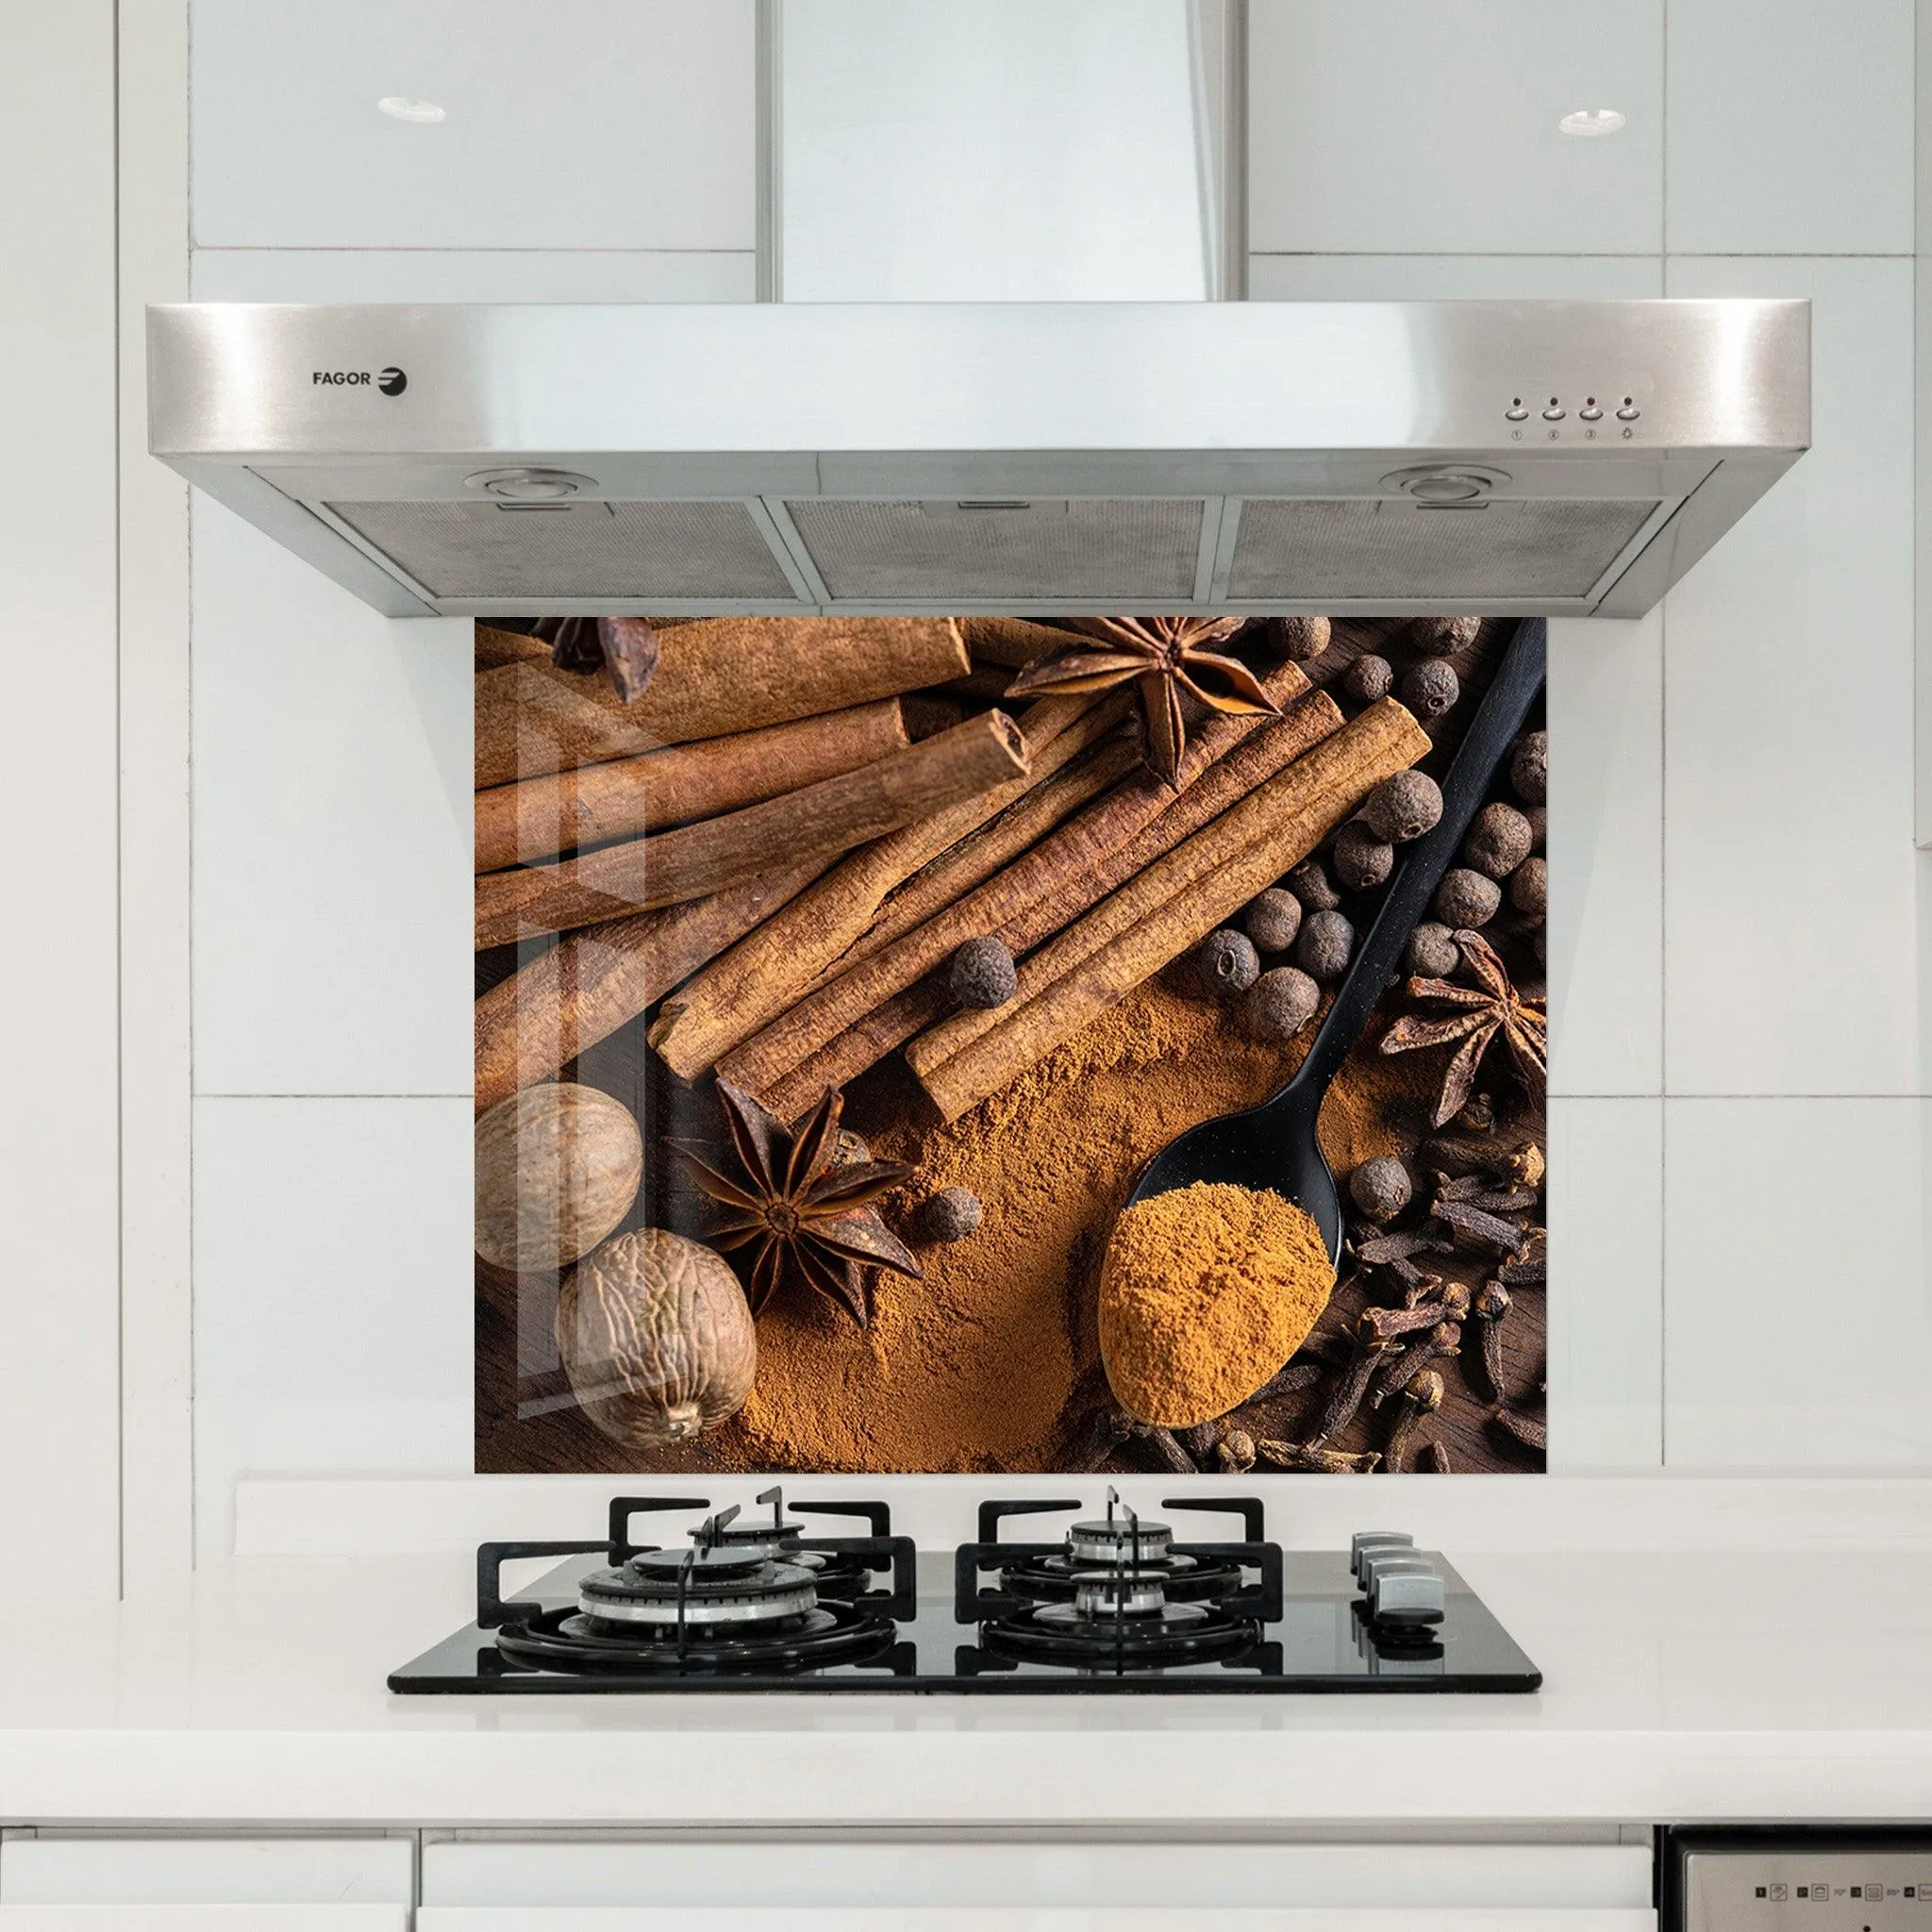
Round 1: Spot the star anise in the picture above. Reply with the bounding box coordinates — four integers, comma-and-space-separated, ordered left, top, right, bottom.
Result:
676, 1081, 922, 1328
1003, 616, 1279, 787
533, 615, 659, 704
1378, 931, 1547, 1128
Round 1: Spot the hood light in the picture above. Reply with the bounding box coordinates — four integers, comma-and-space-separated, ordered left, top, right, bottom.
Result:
1557, 108, 1625, 138
377, 97, 446, 125
465, 468, 594, 502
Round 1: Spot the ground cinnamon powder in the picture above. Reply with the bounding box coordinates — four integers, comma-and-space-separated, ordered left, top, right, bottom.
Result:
712, 974, 1435, 1472
1097, 1182, 1333, 1428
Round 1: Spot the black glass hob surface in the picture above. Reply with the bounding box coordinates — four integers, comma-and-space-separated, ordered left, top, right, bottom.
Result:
388, 1491, 1541, 1696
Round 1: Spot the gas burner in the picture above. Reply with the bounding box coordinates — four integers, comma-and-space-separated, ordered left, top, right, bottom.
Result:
991, 1491, 1250, 1607
497, 1597, 899, 1676
955, 1489, 1284, 1675
577, 1539, 821, 1630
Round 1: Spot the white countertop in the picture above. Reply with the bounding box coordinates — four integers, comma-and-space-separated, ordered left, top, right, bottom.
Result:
7, 1539, 1932, 1827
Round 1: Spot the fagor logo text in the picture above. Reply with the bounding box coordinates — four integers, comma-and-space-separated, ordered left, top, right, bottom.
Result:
311, 366, 408, 395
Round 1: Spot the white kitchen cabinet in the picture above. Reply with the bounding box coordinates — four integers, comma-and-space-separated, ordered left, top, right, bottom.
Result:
420, 1912, 1657, 1931
0, 1912, 405, 1929
422, 1841, 1653, 1910
0, 1836, 412, 1907
190, 0, 755, 250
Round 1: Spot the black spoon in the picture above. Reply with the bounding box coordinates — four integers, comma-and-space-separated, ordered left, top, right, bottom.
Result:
1124, 616, 1548, 1266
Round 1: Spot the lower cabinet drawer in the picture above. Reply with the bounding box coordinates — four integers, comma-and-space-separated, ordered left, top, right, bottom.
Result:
0, 1838, 412, 1907
419, 1914, 1659, 1931
0, 1911, 407, 1929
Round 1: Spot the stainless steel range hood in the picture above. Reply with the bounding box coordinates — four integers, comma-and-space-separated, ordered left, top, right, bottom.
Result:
146, 297, 1807, 620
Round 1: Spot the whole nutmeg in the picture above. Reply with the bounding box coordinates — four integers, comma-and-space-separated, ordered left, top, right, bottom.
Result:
1286, 858, 1341, 911
1511, 729, 1548, 805
1196, 926, 1261, 996
1434, 866, 1502, 929
1295, 908, 1355, 982
1533, 925, 1547, 964
556, 1227, 756, 1447
1509, 855, 1549, 922
1271, 614, 1332, 662
949, 935, 1017, 1008
1405, 922, 1459, 979
1462, 801, 1534, 880
1412, 615, 1481, 657
911, 1186, 983, 1244
1360, 769, 1443, 844
1349, 1155, 1412, 1224
1524, 804, 1547, 852
475, 1083, 642, 1274
1342, 654, 1394, 704
1243, 886, 1303, 953
1241, 965, 1320, 1041
1332, 821, 1393, 892
1401, 659, 1460, 720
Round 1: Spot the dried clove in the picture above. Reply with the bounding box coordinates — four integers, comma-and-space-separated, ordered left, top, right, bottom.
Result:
1178, 1421, 1222, 1461
1307, 1319, 1391, 1445
1256, 1439, 1381, 1474
1430, 1198, 1532, 1255
1385, 1370, 1442, 1474
1492, 1407, 1547, 1454
1371, 1320, 1461, 1408
1498, 1244, 1547, 1287
1472, 1279, 1512, 1401
1422, 1440, 1454, 1474
1354, 1228, 1453, 1268
1139, 1424, 1197, 1476
1359, 1303, 1451, 1344
1217, 1427, 1257, 1474
1244, 1357, 1325, 1403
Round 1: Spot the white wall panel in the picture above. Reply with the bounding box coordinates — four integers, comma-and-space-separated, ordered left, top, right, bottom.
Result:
191, 501, 472, 1097
1662, 258, 1919, 1095
1664, 1098, 1932, 1465
1546, 1099, 1663, 1468
1666, 0, 1914, 255
1248, 0, 1663, 256
1247, 257, 1663, 301
0, 3, 122, 1602
0, 1837, 411, 1905
192, 1097, 471, 1557
190, 0, 755, 250
192, 251, 755, 304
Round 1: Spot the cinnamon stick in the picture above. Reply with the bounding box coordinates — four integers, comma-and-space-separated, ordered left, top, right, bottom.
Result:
475, 699, 908, 873
729, 663, 1316, 1106
475, 710, 1028, 946
915, 698, 1431, 1123
475, 615, 967, 787
758, 670, 1328, 1117
645, 691, 1131, 1079
960, 617, 1079, 671
473, 858, 832, 1115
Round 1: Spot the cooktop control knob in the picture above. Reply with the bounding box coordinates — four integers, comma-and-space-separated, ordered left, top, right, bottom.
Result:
1358, 1547, 1430, 1593
1368, 1556, 1446, 1626
1350, 1531, 1414, 1583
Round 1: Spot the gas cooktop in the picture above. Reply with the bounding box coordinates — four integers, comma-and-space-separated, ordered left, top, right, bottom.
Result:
389, 1489, 1541, 1695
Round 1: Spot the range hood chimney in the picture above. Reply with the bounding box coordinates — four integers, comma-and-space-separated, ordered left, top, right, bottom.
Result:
146, 7, 1807, 620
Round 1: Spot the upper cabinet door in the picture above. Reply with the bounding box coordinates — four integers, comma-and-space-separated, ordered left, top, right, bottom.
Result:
0, 1912, 407, 1929
1247, 0, 1663, 256
190, 0, 756, 250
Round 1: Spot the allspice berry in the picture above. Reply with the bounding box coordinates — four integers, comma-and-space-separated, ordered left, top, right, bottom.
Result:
1412, 615, 1481, 657
1243, 886, 1303, 953
950, 935, 1017, 1008
1342, 654, 1393, 704
1196, 927, 1261, 997
1286, 858, 1341, 911
1332, 821, 1393, 892
1434, 866, 1502, 929
911, 1186, 982, 1244
1462, 801, 1534, 880
1271, 614, 1332, 662
1402, 659, 1460, 720
1525, 804, 1547, 853
1405, 922, 1459, 979
1349, 1155, 1412, 1224
1511, 729, 1548, 805
1295, 908, 1355, 981
1242, 966, 1320, 1041
1509, 855, 1548, 922
1360, 770, 1443, 843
